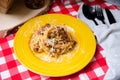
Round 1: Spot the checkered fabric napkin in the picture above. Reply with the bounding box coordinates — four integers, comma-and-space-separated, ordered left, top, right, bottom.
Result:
0, 1, 109, 80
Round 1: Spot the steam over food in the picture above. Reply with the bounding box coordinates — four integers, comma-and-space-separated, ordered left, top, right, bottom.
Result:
29, 24, 76, 57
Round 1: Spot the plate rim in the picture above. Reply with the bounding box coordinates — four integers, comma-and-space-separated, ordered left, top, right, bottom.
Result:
14, 13, 96, 77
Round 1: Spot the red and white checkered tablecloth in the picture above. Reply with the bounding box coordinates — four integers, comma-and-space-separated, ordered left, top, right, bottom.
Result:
0, 0, 117, 80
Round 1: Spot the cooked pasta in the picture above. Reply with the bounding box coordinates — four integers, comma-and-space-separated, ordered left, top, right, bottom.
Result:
29, 23, 76, 57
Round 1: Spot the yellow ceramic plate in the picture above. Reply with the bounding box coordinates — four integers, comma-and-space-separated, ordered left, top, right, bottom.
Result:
14, 14, 96, 77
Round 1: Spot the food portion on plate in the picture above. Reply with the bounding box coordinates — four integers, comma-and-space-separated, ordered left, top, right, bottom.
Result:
29, 23, 77, 58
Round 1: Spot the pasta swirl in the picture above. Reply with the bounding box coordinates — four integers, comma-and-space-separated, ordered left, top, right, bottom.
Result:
29, 24, 76, 57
